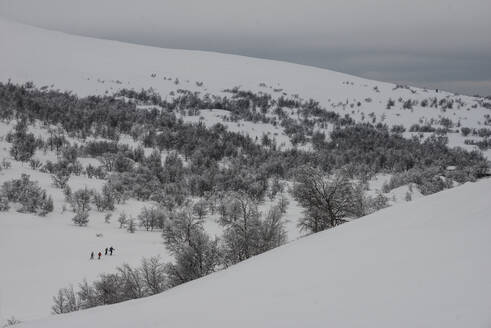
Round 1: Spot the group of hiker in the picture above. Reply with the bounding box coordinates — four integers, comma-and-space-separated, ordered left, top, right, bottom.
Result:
90, 246, 115, 260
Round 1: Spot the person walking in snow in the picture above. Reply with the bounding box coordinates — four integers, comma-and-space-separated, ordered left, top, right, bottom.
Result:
105, 247, 108, 256
109, 246, 115, 256
90, 251, 94, 260
98, 251, 102, 260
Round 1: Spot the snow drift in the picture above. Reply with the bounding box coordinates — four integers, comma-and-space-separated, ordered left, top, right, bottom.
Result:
17, 178, 491, 328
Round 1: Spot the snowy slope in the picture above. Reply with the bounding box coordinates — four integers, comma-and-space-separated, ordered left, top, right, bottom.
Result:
2, 17, 490, 157
0, 119, 303, 322
0, 18, 489, 126
0, 121, 168, 322
16, 178, 491, 328
1, 17, 491, 326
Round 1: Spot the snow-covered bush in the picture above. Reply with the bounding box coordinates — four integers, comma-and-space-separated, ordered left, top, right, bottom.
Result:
39, 195, 54, 216
138, 206, 166, 231
29, 158, 42, 170
1, 174, 54, 215
92, 191, 105, 212
3, 316, 21, 326
52, 285, 79, 314
118, 212, 128, 228
1, 158, 12, 169
70, 187, 92, 213
127, 219, 136, 233
0, 195, 10, 211
51, 171, 70, 188
52, 257, 168, 314
72, 210, 89, 226
85, 164, 106, 179
6, 119, 36, 162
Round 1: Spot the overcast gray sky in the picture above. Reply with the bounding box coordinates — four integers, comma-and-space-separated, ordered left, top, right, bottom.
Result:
1, 0, 490, 95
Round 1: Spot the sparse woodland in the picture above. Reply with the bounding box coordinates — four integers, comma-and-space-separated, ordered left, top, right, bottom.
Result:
0, 81, 488, 314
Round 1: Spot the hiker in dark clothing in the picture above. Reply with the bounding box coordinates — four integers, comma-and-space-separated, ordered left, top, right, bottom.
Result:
98, 251, 102, 260
109, 246, 115, 256
90, 252, 94, 260
105, 248, 108, 256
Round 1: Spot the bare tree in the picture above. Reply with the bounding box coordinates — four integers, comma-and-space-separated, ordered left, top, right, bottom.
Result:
117, 264, 145, 300
140, 257, 167, 295
162, 209, 203, 254
163, 209, 220, 286
52, 286, 79, 314
219, 192, 261, 266
258, 204, 287, 253
219, 192, 287, 266
138, 206, 166, 231
293, 167, 357, 233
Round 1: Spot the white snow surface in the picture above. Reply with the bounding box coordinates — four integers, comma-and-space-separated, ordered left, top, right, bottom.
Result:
15, 178, 491, 328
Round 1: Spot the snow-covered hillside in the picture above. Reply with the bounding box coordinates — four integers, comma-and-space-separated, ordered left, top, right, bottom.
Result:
1, 16, 490, 327
15, 178, 491, 328
0, 119, 304, 322
1, 18, 490, 157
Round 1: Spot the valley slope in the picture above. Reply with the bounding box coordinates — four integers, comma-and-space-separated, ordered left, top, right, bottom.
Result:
0, 17, 490, 157
1, 17, 490, 327
17, 178, 491, 328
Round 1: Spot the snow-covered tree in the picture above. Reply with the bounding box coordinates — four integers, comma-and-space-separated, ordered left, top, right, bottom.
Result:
72, 210, 89, 226
52, 286, 79, 314
7, 118, 36, 162
140, 257, 167, 295
127, 219, 136, 233
71, 187, 92, 213
138, 206, 166, 231
118, 212, 128, 228
52, 171, 70, 189
219, 193, 262, 266
163, 209, 221, 286
1, 174, 53, 215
